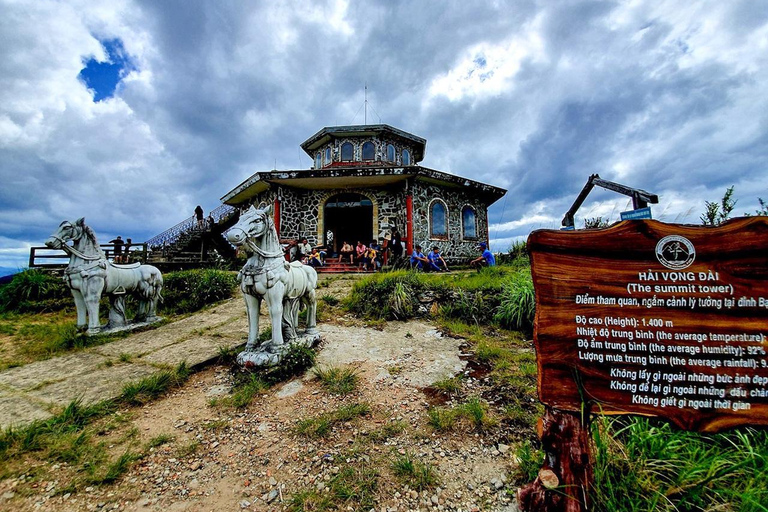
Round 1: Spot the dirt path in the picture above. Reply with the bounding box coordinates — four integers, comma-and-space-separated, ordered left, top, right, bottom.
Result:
2, 276, 523, 511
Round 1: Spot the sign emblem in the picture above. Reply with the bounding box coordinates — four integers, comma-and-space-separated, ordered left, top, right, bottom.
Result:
655, 235, 695, 269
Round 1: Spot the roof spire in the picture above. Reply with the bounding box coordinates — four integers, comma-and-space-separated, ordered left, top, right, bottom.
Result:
364, 82, 368, 125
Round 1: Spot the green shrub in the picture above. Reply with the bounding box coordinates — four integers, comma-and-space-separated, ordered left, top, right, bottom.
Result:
0, 269, 71, 313
162, 269, 237, 314
494, 268, 535, 331
345, 271, 424, 320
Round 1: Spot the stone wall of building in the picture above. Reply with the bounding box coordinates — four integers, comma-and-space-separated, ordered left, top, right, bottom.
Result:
241, 181, 491, 263
312, 137, 416, 168
410, 182, 489, 262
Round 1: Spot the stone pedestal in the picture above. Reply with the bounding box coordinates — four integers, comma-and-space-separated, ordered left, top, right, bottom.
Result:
237, 330, 322, 368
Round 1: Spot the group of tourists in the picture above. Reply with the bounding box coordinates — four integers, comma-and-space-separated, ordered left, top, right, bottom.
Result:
291, 228, 495, 273
194, 206, 215, 231
108, 235, 133, 263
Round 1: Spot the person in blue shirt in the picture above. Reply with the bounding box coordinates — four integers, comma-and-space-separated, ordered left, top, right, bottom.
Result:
410, 244, 429, 270
427, 246, 448, 272
470, 242, 495, 271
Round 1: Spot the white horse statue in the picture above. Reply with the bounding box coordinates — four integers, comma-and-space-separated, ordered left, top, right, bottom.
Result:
45, 218, 163, 334
227, 204, 319, 367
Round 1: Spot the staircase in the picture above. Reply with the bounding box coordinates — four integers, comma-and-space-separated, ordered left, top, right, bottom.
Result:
146, 205, 239, 270
315, 256, 379, 274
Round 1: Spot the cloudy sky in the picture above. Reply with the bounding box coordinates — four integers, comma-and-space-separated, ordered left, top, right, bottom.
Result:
1, 0, 767, 275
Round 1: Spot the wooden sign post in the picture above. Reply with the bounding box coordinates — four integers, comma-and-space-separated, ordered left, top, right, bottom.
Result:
519, 217, 768, 511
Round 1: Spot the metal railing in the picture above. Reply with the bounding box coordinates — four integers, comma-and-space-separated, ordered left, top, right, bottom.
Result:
29, 243, 149, 268
145, 204, 236, 249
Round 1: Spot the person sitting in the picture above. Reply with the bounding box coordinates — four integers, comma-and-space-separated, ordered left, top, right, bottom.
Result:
409, 244, 429, 270
355, 241, 367, 268
363, 246, 377, 272
307, 248, 324, 268
340, 241, 354, 264
314, 244, 328, 264
298, 238, 312, 262
470, 242, 496, 271
369, 239, 382, 270
427, 246, 448, 272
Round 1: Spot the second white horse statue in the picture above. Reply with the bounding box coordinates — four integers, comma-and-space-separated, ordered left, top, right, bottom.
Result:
227, 204, 319, 367
45, 218, 163, 334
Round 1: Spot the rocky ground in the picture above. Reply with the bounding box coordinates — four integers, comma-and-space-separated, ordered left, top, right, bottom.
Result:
1, 276, 531, 512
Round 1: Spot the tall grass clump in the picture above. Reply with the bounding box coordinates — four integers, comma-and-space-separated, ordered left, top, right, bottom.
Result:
345, 271, 425, 320
0, 269, 71, 313
162, 269, 237, 314
494, 268, 535, 331
591, 416, 768, 511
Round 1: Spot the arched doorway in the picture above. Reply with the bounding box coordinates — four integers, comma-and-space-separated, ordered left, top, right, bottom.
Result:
323, 193, 373, 252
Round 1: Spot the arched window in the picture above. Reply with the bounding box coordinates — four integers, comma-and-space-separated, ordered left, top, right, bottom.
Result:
462, 206, 477, 239
430, 200, 448, 238
362, 141, 375, 161
386, 144, 395, 162
402, 149, 411, 165
341, 142, 354, 161
314, 152, 322, 169
325, 147, 332, 165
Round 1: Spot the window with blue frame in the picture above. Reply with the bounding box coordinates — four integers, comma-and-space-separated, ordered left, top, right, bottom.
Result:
402, 149, 411, 165
387, 144, 395, 162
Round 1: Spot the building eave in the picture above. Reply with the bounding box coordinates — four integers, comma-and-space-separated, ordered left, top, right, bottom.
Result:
222, 165, 507, 206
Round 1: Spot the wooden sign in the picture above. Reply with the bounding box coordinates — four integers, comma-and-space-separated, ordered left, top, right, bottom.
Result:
529, 217, 768, 432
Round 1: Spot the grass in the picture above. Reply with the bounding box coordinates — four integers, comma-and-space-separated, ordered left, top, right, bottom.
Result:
313, 365, 360, 395
295, 402, 371, 438
590, 416, 768, 511
288, 462, 379, 512
120, 362, 191, 405
391, 450, 440, 490
428, 397, 495, 432
431, 375, 463, 394
212, 373, 269, 409
176, 441, 200, 458
147, 433, 174, 449
320, 294, 340, 306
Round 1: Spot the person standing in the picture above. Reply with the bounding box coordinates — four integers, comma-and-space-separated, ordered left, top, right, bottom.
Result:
390, 230, 403, 261
109, 236, 124, 262
195, 205, 204, 229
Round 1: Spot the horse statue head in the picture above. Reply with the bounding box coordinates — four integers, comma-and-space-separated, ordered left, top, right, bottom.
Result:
227, 204, 282, 257
45, 218, 105, 259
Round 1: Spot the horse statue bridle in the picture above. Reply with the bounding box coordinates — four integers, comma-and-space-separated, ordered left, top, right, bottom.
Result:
49, 223, 103, 262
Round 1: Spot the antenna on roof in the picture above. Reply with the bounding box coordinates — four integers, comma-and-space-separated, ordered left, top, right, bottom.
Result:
351, 84, 382, 125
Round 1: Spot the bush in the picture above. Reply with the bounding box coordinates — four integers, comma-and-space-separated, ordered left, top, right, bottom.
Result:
162, 269, 237, 314
0, 269, 71, 313
345, 271, 425, 320
494, 269, 535, 331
